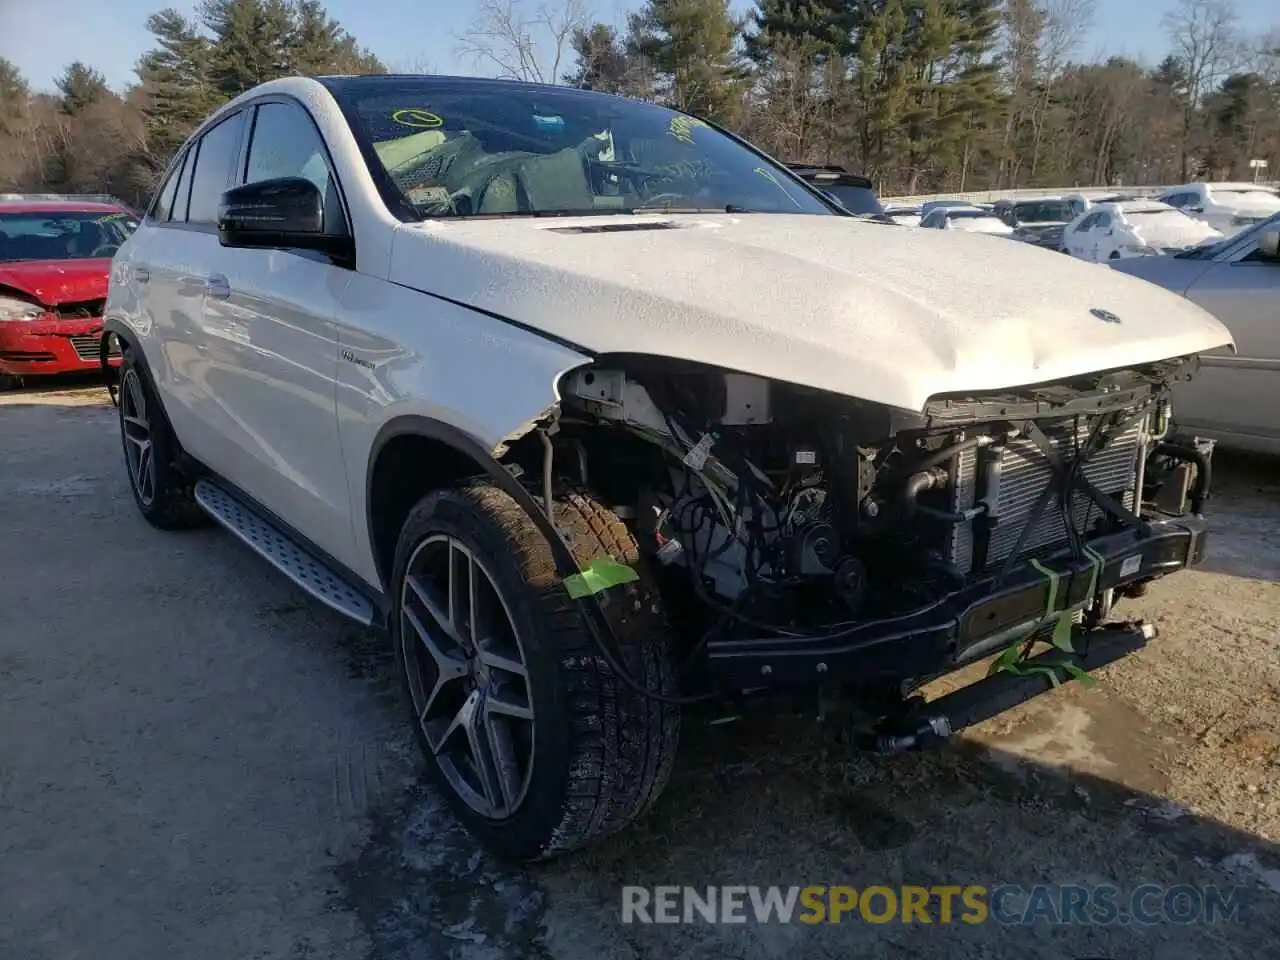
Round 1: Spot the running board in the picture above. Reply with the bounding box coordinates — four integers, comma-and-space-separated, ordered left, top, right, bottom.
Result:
194, 479, 376, 626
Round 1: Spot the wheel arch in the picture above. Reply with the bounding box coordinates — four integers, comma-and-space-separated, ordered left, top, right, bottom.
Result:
365, 415, 580, 594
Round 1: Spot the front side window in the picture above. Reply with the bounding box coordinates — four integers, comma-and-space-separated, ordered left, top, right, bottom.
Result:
244, 101, 346, 233
0, 211, 139, 262
1013, 200, 1074, 223
1076, 213, 1100, 231
330, 78, 831, 219
187, 111, 249, 225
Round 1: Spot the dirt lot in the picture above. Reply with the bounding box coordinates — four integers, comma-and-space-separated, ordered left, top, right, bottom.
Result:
2, 379, 1278, 960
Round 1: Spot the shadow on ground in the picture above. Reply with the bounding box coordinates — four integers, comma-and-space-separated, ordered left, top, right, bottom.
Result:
336, 688, 1280, 960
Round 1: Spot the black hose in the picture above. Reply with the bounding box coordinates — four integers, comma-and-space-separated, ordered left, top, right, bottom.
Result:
911, 435, 992, 474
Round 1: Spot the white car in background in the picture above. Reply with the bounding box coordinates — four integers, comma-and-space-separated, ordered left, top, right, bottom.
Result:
883, 204, 922, 227
1062, 200, 1220, 263
1158, 182, 1280, 237
919, 205, 1014, 236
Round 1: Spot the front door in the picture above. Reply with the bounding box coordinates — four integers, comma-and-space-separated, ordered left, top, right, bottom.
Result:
198, 98, 357, 567
1177, 237, 1280, 447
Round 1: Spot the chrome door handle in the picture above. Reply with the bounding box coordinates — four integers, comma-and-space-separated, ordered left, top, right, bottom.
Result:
205, 274, 231, 300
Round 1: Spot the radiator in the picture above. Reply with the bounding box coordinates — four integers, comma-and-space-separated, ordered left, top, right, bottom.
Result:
948, 416, 1146, 575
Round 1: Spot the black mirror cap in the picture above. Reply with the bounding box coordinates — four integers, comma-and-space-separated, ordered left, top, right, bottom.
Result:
217, 177, 354, 266
219, 177, 324, 240
1258, 229, 1280, 261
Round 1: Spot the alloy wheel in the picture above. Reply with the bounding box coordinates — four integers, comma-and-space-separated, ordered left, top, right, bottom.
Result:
120, 369, 155, 506
401, 534, 536, 820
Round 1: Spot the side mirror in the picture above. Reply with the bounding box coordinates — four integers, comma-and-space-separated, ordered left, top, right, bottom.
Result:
218, 177, 352, 264
1257, 229, 1280, 261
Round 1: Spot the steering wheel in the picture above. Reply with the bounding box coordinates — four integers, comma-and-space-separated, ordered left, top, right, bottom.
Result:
90, 243, 120, 258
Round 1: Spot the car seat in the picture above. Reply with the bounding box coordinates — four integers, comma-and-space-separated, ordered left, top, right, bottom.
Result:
515, 148, 596, 213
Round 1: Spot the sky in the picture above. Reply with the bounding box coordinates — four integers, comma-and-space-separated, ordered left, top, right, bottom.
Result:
0, 0, 1276, 93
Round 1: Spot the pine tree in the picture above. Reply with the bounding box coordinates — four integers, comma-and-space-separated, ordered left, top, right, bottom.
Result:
136, 8, 221, 159
56, 62, 111, 114
566, 24, 633, 92
745, 0, 853, 63
627, 0, 749, 123
200, 0, 296, 97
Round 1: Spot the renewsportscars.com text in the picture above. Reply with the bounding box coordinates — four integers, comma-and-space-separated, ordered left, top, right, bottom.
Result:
620, 884, 1250, 926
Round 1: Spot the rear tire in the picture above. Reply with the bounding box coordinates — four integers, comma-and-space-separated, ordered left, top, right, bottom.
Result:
118, 350, 207, 530
0, 373, 22, 391
391, 481, 680, 861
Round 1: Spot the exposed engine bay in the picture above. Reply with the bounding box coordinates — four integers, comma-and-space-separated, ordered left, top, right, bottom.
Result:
551, 354, 1203, 648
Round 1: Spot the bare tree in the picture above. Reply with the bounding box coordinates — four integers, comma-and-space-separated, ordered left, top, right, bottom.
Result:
1028, 0, 1097, 178
456, 0, 589, 84
1162, 0, 1242, 178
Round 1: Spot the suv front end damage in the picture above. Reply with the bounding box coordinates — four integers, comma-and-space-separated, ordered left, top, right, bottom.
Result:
538, 353, 1213, 748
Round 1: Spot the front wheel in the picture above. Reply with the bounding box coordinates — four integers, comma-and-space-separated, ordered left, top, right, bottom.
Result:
117, 351, 207, 530
391, 482, 680, 861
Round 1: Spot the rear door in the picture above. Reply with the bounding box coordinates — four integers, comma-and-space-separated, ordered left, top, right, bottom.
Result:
126, 111, 250, 464
1175, 230, 1280, 448
198, 97, 356, 565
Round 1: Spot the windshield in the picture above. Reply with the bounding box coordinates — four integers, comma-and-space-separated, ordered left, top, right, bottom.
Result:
0, 211, 137, 262
331, 78, 832, 219
1176, 211, 1280, 259
1012, 200, 1073, 223
818, 183, 884, 216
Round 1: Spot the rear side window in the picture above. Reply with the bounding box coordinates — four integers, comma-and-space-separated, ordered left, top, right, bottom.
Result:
149, 153, 185, 221
187, 111, 248, 225
172, 148, 196, 222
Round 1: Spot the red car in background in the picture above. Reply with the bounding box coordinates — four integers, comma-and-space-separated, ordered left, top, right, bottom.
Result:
0, 195, 139, 389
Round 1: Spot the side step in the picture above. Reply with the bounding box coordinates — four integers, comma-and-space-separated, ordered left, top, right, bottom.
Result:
194, 479, 377, 626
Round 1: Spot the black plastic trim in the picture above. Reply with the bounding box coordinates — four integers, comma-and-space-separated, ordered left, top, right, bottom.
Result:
706, 514, 1208, 687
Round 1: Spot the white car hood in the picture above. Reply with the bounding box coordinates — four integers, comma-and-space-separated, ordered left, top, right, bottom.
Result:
1213, 194, 1280, 217
1129, 217, 1220, 249
391, 213, 1235, 412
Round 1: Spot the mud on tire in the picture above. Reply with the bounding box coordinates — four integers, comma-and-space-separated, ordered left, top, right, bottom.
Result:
118, 349, 207, 531
391, 481, 681, 861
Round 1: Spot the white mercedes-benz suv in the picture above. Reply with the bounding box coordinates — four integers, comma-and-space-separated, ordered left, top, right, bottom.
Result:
104, 74, 1234, 861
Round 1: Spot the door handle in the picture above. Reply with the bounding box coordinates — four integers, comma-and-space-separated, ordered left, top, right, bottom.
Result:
134, 265, 150, 284
205, 274, 231, 300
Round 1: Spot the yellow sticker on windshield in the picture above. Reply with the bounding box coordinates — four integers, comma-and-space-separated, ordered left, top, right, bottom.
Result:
392, 108, 443, 129
669, 116, 708, 145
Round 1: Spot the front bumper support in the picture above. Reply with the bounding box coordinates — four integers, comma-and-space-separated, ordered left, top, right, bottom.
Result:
859, 620, 1154, 754
706, 514, 1207, 688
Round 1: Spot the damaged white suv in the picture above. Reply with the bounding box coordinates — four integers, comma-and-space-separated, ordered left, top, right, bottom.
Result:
105, 74, 1234, 861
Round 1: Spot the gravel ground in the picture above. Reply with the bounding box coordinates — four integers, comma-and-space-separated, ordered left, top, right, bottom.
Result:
2, 378, 1278, 960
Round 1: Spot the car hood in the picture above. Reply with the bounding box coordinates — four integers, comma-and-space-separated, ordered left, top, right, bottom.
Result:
392, 213, 1235, 412
0, 259, 110, 305
1211, 195, 1280, 217
1127, 218, 1220, 249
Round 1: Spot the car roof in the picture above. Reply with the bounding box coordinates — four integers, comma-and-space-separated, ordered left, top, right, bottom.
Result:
0, 200, 126, 215
1093, 200, 1174, 214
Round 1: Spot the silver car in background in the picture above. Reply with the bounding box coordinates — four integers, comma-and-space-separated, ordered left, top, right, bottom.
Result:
1110, 214, 1280, 454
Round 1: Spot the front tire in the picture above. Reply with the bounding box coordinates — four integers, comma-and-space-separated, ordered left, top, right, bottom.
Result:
391, 482, 680, 861
118, 351, 206, 530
